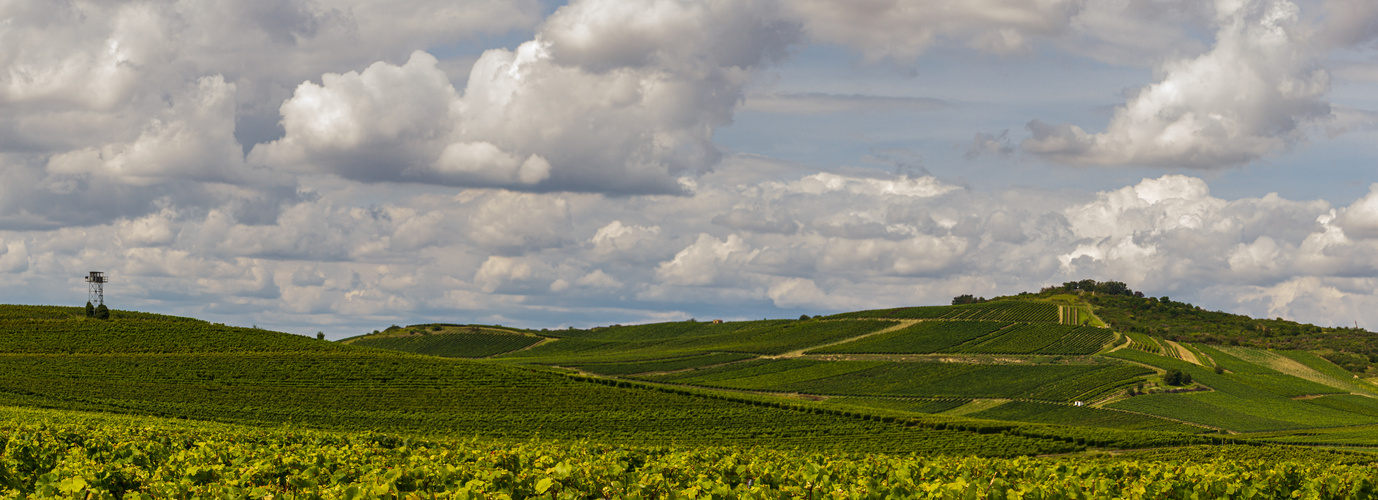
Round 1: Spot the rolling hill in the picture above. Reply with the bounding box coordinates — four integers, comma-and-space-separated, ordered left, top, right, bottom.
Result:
4, 285, 1378, 496
0, 304, 1207, 457
346, 283, 1378, 448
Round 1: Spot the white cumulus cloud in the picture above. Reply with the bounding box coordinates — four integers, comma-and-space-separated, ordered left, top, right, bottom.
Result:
1024, 0, 1332, 168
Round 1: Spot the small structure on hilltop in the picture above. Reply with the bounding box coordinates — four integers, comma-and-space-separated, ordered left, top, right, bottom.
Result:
85, 271, 107, 306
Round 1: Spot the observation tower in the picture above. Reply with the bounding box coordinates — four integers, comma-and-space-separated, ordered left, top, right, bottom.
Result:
85, 271, 107, 306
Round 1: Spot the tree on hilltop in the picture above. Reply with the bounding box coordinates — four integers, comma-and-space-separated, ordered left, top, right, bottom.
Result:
952, 294, 987, 305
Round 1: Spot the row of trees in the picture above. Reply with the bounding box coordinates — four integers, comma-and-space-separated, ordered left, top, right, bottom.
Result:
957, 279, 1138, 305
951, 294, 989, 305
1044, 279, 1143, 297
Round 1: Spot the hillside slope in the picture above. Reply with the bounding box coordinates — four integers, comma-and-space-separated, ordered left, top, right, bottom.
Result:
1029, 280, 1378, 373
0, 305, 344, 354
345, 297, 1378, 447
340, 323, 546, 358
0, 304, 1202, 456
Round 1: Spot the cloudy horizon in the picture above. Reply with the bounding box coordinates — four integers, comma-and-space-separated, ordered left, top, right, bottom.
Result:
2, 0, 1376, 337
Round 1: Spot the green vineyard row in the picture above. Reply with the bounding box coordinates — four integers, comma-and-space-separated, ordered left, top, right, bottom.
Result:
0, 407, 1372, 499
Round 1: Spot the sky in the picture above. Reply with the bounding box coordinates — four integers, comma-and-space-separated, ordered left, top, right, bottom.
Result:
1, 0, 1377, 338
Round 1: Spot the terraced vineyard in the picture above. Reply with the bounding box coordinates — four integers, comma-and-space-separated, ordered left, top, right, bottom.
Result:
1124, 332, 1162, 354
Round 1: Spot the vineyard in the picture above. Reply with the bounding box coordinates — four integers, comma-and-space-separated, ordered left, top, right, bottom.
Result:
645, 359, 1147, 402
564, 352, 756, 375
497, 319, 893, 363
818, 397, 972, 416
965, 400, 1204, 433
0, 315, 341, 354
1032, 326, 1115, 354
1105, 346, 1378, 432
0, 352, 1002, 453
1022, 365, 1153, 402
345, 327, 544, 358
957, 324, 1091, 354
807, 321, 1008, 354
1123, 332, 1162, 354
809, 321, 1114, 356
2, 407, 1375, 499
8, 295, 1378, 494
829, 301, 1059, 322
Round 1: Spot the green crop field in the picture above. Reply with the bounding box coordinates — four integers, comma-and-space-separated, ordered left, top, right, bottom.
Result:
0, 307, 342, 354
3, 406, 1366, 499
818, 397, 972, 415
564, 352, 756, 375
345, 329, 544, 358
966, 400, 1205, 433
643, 359, 887, 391
9, 282, 1378, 496
1034, 326, 1115, 354
807, 320, 1008, 354
0, 305, 1184, 458
1105, 346, 1378, 432
1247, 423, 1378, 447
1023, 364, 1153, 401
1278, 349, 1371, 382
958, 324, 1107, 354
1195, 344, 1272, 373
650, 359, 1145, 401
0, 350, 974, 452
497, 319, 893, 363
829, 301, 1059, 322
957, 323, 1066, 353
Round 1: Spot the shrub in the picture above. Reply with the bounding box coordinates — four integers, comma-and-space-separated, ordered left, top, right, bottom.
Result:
1163, 368, 1184, 386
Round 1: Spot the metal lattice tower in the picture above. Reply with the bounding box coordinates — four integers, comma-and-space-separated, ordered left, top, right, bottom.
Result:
85, 271, 107, 306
